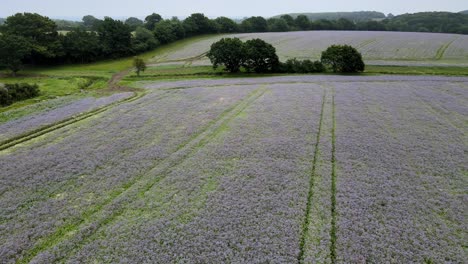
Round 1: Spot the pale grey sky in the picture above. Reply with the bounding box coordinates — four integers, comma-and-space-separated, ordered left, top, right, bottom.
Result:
0, 0, 466, 19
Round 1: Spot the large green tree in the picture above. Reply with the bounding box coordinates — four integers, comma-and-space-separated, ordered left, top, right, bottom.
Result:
61, 28, 101, 63
2, 13, 62, 61
214, 17, 239, 33
295, 15, 310, 30
153, 19, 185, 44
207, 38, 245, 73
183, 13, 218, 36
97, 17, 133, 57
82, 15, 101, 30
133, 27, 159, 53
321, 45, 365, 73
241, 16, 268, 32
280, 15, 297, 29
125, 17, 144, 31
144, 13, 162, 30
267, 18, 290, 32
0, 34, 31, 76
243, 38, 279, 73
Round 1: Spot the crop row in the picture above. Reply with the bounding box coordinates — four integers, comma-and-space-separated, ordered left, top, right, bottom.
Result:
51, 83, 325, 263
1, 77, 466, 262
333, 81, 466, 262
0, 86, 256, 262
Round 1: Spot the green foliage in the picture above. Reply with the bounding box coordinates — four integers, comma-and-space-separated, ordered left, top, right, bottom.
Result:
183, 13, 218, 36
125, 17, 144, 31
97, 17, 133, 57
154, 19, 185, 44
357, 20, 386, 31
0, 34, 31, 75
53, 19, 82, 31
61, 28, 100, 63
82, 15, 101, 30
279, 58, 325, 73
243, 39, 280, 73
277, 11, 386, 22
0, 83, 40, 106
133, 57, 146, 76
207, 38, 246, 73
267, 18, 290, 32
241, 16, 268, 33
280, 15, 296, 29
295, 15, 310, 30
2, 13, 62, 60
336, 18, 356, 30
144, 13, 162, 31
133, 27, 159, 53
321, 45, 365, 73
214, 17, 239, 33
384, 12, 468, 34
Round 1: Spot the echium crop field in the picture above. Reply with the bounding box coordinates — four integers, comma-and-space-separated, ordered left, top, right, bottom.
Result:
150, 31, 468, 67
0, 75, 467, 263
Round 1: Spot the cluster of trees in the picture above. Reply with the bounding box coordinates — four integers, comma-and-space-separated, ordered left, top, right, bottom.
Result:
207, 38, 364, 74
207, 38, 279, 73
384, 12, 468, 34
279, 11, 386, 22
0, 83, 40, 106
0, 12, 247, 75
261, 12, 468, 33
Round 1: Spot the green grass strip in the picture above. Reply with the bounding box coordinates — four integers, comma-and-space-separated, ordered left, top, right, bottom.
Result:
298, 90, 327, 263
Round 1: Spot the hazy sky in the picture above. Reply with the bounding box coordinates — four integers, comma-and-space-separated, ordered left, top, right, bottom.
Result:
1, 0, 466, 19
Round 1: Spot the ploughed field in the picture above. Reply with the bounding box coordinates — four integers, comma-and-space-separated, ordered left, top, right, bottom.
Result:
0, 76, 467, 263
150, 31, 468, 67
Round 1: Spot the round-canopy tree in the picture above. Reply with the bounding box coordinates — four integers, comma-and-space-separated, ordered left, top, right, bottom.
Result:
321, 44, 365, 73
243, 38, 279, 73
207, 37, 246, 73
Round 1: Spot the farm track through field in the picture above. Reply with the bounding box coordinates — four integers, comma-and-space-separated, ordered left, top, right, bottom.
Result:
298, 90, 326, 263
19, 87, 267, 263
150, 52, 208, 66
60, 87, 268, 262
329, 91, 337, 264
0, 68, 145, 152
435, 37, 459, 60
0, 92, 143, 152
0, 93, 177, 221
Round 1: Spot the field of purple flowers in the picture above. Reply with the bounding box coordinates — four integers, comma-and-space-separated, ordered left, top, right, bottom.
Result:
149, 31, 468, 66
0, 76, 467, 263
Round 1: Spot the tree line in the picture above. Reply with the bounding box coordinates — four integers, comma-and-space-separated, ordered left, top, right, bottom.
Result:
1, 11, 467, 75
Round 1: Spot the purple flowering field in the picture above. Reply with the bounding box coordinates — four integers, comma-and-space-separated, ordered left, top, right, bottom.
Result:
0, 76, 467, 263
149, 31, 468, 66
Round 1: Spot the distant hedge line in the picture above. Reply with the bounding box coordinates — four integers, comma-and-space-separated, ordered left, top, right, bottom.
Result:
0, 83, 40, 106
